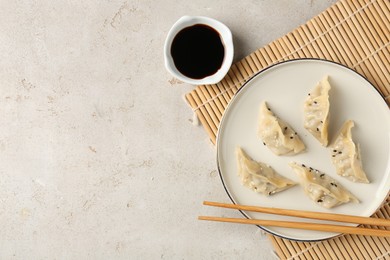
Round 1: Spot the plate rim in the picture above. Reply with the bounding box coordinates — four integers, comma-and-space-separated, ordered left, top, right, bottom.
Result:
215, 57, 390, 242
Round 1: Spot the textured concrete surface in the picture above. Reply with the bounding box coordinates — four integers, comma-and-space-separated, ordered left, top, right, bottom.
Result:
0, 0, 336, 259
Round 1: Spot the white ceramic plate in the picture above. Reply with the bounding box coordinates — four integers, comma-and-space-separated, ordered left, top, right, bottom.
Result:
217, 59, 390, 241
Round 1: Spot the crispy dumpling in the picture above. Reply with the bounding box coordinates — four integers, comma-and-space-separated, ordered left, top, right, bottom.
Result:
236, 147, 295, 196
330, 120, 369, 183
289, 162, 359, 208
304, 76, 331, 146
258, 101, 305, 155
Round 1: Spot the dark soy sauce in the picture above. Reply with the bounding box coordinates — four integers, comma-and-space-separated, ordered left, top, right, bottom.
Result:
170, 24, 225, 79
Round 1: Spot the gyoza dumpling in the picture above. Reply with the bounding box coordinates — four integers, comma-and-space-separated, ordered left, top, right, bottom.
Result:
304, 76, 331, 146
289, 162, 359, 208
330, 120, 369, 183
258, 101, 305, 155
236, 147, 295, 196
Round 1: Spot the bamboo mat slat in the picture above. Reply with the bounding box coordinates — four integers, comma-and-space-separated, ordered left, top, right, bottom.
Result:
184, 0, 390, 259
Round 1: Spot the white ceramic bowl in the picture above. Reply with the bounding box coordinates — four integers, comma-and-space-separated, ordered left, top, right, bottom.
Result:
164, 16, 234, 85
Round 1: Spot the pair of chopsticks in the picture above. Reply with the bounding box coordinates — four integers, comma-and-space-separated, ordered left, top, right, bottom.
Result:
198, 201, 390, 237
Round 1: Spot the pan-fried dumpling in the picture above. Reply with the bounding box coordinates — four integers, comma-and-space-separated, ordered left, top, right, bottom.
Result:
303, 76, 331, 146
258, 101, 305, 155
330, 120, 369, 183
236, 147, 295, 196
289, 162, 359, 208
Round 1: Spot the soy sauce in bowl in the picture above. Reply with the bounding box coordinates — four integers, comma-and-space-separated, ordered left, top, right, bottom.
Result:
164, 16, 233, 85
170, 24, 225, 79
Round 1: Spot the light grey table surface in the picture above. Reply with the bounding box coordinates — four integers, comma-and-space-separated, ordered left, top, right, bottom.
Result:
0, 1, 337, 259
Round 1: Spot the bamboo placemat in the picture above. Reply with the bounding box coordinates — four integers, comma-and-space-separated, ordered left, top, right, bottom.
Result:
185, 0, 390, 259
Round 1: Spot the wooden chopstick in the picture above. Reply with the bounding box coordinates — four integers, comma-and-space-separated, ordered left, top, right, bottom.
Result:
203, 201, 390, 227
199, 201, 390, 237
198, 216, 390, 237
